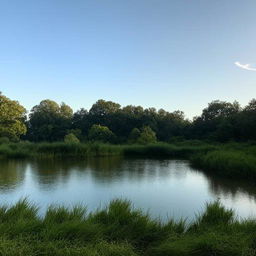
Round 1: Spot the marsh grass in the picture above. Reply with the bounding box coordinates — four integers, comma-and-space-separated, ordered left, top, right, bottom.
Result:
191, 150, 256, 179
0, 199, 254, 255
1, 141, 256, 181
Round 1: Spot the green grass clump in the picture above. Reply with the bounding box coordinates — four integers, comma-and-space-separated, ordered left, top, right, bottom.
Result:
191, 150, 256, 179
0, 199, 254, 255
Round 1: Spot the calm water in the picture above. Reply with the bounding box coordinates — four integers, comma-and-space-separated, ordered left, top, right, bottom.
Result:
0, 157, 256, 221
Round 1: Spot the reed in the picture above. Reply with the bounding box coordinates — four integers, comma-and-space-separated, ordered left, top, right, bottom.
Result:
191, 150, 256, 179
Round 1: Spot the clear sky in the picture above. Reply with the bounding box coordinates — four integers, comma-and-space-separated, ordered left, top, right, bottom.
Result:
1, 0, 256, 118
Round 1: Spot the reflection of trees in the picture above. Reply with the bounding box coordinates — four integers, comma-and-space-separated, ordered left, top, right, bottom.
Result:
30, 157, 125, 189
204, 172, 256, 201
0, 159, 26, 191
29, 157, 179, 189
3, 158, 255, 203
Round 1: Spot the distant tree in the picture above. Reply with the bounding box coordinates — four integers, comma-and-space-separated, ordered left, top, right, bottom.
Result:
201, 100, 240, 121
190, 100, 241, 140
244, 99, 256, 112
128, 128, 141, 143
88, 124, 115, 143
89, 99, 121, 116
0, 93, 27, 140
72, 108, 90, 139
27, 100, 73, 141
137, 126, 157, 144
64, 133, 80, 143
234, 99, 256, 140
215, 120, 234, 142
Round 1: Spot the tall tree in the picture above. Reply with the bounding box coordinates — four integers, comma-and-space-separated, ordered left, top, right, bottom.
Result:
0, 93, 27, 140
27, 100, 73, 141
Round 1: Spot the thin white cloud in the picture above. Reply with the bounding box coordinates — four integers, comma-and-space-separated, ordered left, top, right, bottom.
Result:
235, 61, 256, 71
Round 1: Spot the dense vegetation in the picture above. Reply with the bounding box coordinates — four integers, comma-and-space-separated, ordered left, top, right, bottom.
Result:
2, 92, 256, 143
0, 140, 216, 159
1, 140, 256, 181
0, 199, 254, 256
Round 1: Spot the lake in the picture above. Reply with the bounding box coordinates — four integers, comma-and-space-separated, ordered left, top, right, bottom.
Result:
0, 157, 256, 221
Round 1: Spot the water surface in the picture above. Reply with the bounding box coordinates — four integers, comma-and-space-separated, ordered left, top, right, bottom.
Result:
0, 157, 256, 221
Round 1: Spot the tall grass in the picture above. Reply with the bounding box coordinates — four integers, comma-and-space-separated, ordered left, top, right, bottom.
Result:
0, 142, 123, 158
191, 150, 256, 179
0, 141, 217, 159
0, 199, 254, 255
122, 142, 215, 158
2, 141, 256, 181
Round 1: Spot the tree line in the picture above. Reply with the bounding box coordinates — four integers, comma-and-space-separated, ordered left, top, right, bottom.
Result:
1, 92, 256, 143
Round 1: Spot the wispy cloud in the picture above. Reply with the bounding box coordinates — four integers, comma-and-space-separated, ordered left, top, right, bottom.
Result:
235, 61, 256, 71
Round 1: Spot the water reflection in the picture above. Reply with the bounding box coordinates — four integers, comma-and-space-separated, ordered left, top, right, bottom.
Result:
0, 157, 255, 220
0, 160, 26, 191
205, 172, 256, 201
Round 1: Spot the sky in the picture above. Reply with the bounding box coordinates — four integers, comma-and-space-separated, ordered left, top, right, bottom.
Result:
0, 0, 256, 119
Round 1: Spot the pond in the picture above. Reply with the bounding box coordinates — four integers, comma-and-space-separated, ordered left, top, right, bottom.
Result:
0, 157, 256, 221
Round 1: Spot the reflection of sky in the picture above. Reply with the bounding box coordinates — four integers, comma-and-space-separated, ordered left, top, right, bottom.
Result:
0, 158, 256, 222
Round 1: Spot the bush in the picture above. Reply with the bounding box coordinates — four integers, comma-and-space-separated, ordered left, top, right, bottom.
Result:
0, 137, 10, 144
137, 126, 157, 144
64, 133, 80, 143
88, 125, 116, 143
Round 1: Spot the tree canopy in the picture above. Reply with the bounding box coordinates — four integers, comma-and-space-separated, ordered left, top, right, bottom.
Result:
27, 100, 73, 142
0, 93, 27, 140
2, 93, 256, 143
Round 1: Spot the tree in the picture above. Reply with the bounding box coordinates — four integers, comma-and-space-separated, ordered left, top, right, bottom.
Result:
72, 108, 90, 139
128, 128, 141, 143
27, 100, 73, 141
64, 133, 80, 143
137, 126, 157, 144
201, 100, 240, 121
0, 93, 27, 140
88, 124, 115, 143
89, 100, 121, 116
244, 99, 256, 112
190, 100, 241, 140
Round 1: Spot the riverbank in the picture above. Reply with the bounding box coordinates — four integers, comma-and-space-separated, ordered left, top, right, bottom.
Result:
1, 141, 256, 181
1, 141, 256, 180
0, 199, 253, 256
0, 140, 216, 158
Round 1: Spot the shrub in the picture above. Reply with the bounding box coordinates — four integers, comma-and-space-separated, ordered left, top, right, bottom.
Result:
64, 133, 80, 143
88, 125, 116, 143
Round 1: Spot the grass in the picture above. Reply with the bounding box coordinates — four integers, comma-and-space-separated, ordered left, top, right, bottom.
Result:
1, 140, 256, 181
0, 199, 254, 255
0, 141, 216, 159
0, 142, 123, 158
191, 150, 256, 179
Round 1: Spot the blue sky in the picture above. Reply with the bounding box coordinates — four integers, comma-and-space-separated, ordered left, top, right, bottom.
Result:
1, 0, 256, 118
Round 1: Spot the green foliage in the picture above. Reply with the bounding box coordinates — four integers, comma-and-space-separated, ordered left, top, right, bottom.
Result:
191, 150, 256, 179
190, 201, 234, 230
3, 94, 256, 143
64, 133, 80, 143
88, 124, 116, 143
137, 126, 157, 144
0, 141, 215, 159
0, 199, 254, 256
0, 137, 10, 144
27, 99, 73, 142
128, 128, 141, 143
0, 93, 27, 140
